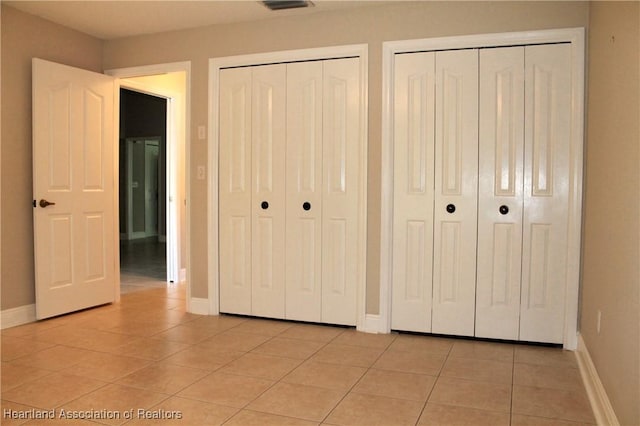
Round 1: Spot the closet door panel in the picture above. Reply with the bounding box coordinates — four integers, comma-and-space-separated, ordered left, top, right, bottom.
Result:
432, 49, 478, 336
391, 52, 436, 332
476, 47, 525, 340
219, 67, 253, 315
286, 61, 323, 322
251, 64, 286, 318
322, 57, 360, 325
520, 44, 571, 343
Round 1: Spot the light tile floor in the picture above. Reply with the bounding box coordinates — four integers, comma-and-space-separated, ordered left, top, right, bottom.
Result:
1, 283, 596, 425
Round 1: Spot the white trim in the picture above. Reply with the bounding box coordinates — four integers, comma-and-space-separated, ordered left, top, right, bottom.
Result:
360, 314, 383, 334
188, 298, 210, 316
380, 28, 585, 348
105, 62, 192, 308
1, 304, 36, 329
576, 334, 620, 426
179, 268, 187, 283
208, 45, 368, 328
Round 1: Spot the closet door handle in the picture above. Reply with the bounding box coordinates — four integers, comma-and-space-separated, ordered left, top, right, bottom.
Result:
446, 204, 456, 214
302, 202, 311, 211
499, 205, 509, 215
261, 201, 269, 210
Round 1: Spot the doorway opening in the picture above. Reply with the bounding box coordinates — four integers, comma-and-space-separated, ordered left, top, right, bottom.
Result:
119, 89, 168, 293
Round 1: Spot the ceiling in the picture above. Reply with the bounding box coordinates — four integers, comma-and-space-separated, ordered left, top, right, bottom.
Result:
4, 0, 389, 40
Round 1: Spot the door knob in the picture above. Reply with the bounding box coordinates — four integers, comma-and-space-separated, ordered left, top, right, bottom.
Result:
446, 204, 456, 214
499, 205, 509, 215
39, 199, 56, 208
261, 201, 269, 210
303, 202, 311, 211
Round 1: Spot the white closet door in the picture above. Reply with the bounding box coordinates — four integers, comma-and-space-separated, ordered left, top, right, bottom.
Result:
219, 67, 253, 315
251, 64, 286, 318
391, 52, 436, 332
520, 44, 571, 343
321, 57, 360, 325
432, 49, 479, 336
285, 61, 324, 322
476, 47, 525, 340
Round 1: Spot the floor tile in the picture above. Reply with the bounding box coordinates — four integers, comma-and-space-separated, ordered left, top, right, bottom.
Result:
512, 385, 596, 424
440, 356, 513, 384
418, 403, 510, 426
353, 368, 436, 401
116, 362, 209, 394
428, 377, 512, 413
10, 345, 95, 371
387, 334, 454, 355
331, 330, 397, 349
1, 362, 51, 391
198, 330, 272, 353
125, 396, 238, 425
1, 336, 55, 362
282, 360, 366, 391
511, 414, 595, 426
311, 343, 384, 368
449, 340, 515, 363
63, 329, 137, 352
152, 324, 217, 344
231, 319, 294, 336
248, 382, 345, 422
108, 337, 190, 360
514, 362, 585, 391
107, 321, 173, 337
325, 392, 424, 426
61, 351, 151, 382
177, 372, 274, 408
220, 353, 302, 380
373, 349, 446, 375
225, 409, 318, 426
278, 324, 345, 343
60, 383, 167, 426
180, 315, 247, 333
251, 337, 325, 359
2, 372, 106, 410
163, 346, 243, 371
2, 400, 39, 426
514, 346, 578, 369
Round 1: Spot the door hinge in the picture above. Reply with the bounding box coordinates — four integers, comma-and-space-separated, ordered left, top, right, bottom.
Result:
33, 199, 36, 208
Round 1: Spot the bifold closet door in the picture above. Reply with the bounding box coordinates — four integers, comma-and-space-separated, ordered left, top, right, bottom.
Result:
321, 57, 361, 326
285, 61, 324, 322
432, 49, 479, 336
520, 44, 570, 343
391, 52, 436, 333
251, 64, 286, 318
219, 64, 286, 317
219, 67, 253, 315
476, 47, 525, 340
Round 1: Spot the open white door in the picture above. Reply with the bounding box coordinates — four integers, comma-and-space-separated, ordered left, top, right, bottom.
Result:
33, 58, 117, 319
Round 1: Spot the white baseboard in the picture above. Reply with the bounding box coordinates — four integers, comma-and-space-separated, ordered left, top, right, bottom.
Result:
1, 304, 36, 329
179, 268, 187, 283
189, 298, 209, 315
576, 333, 620, 426
358, 314, 385, 334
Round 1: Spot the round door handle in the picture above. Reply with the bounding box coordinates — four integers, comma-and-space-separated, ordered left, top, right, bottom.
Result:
261, 201, 269, 210
499, 205, 509, 215
39, 199, 56, 208
446, 204, 456, 214
302, 202, 311, 211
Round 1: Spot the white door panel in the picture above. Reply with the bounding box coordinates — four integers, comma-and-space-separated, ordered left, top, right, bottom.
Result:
285, 61, 324, 322
321, 58, 360, 326
432, 49, 478, 336
251, 65, 287, 318
520, 44, 571, 343
33, 58, 116, 319
219, 67, 252, 315
391, 52, 436, 332
476, 47, 525, 339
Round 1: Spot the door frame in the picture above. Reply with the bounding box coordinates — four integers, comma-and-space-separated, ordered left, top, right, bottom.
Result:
379, 28, 585, 349
207, 44, 369, 329
105, 62, 192, 305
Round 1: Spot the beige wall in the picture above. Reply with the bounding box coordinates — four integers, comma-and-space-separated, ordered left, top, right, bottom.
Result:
581, 2, 640, 425
103, 1, 589, 308
0, 5, 103, 310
